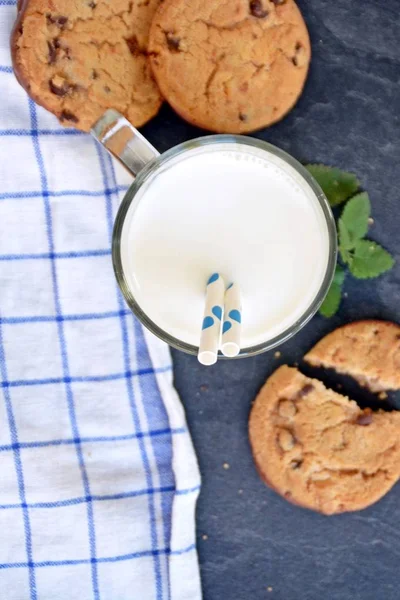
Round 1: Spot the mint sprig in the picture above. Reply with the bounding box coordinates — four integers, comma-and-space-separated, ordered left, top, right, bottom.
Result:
305, 165, 395, 316
306, 164, 360, 207
348, 240, 394, 279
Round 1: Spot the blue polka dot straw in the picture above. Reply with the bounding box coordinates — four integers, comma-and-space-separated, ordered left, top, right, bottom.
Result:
198, 273, 225, 365
221, 283, 242, 357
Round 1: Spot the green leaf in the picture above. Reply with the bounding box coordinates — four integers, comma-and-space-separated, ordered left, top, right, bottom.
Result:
349, 240, 395, 279
332, 263, 346, 286
338, 218, 353, 253
306, 164, 360, 207
340, 192, 371, 241
319, 265, 345, 317
319, 282, 342, 317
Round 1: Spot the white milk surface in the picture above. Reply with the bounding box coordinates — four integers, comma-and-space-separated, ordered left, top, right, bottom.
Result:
121, 142, 330, 349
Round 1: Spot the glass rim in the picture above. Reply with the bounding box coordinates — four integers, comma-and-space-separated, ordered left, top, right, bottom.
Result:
112, 134, 337, 358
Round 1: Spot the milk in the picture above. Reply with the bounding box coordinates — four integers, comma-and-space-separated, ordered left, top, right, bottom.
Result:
120, 142, 331, 350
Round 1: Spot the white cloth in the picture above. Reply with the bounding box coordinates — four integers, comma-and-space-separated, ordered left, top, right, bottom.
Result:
0, 2, 201, 599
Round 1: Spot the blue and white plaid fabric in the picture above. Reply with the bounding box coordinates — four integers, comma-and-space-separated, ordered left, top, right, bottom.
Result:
0, 2, 201, 599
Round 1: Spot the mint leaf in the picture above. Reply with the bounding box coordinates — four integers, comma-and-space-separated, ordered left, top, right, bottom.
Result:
341, 192, 371, 241
319, 284, 342, 318
306, 165, 360, 207
332, 263, 346, 286
349, 240, 395, 279
319, 265, 345, 317
338, 218, 353, 254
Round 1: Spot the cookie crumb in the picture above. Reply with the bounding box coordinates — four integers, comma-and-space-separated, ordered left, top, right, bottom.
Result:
267, 587, 273, 593
274, 351, 281, 358
368, 217, 374, 225
223, 462, 230, 470
202, 534, 208, 541
200, 384, 209, 392
238, 489, 243, 494
378, 391, 388, 400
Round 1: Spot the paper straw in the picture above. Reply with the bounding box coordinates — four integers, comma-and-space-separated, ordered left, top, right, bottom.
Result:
198, 273, 225, 366
221, 283, 242, 357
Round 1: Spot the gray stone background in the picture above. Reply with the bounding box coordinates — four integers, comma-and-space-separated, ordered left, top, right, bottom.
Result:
143, 1, 400, 598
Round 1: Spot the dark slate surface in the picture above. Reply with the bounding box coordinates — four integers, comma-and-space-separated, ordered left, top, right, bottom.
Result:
142, 1, 400, 598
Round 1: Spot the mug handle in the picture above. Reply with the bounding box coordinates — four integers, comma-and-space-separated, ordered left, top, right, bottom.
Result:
91, 109, 159, 178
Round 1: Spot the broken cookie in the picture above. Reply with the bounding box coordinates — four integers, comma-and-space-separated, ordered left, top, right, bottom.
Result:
249, 365, 400, 515
305, 320, 400, 393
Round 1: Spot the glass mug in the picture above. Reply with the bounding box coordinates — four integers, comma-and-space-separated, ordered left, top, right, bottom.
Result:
92, 110, 337, 358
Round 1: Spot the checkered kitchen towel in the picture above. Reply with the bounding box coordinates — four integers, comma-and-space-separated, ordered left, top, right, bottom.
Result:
0, 2, 201, 599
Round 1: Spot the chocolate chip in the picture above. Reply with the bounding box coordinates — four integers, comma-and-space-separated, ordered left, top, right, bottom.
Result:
49, 76, 74, 97
290, 459, 303, 470
46, 14, 68, 28
298, 384, 314, 398
126, 36, 140, 56
165, 32, 181, 52
249, 0, 269, 18
47, 39, 59, 64
88, 1, 96, 7
49, 80, 67, 96
104, 85, 111, 93
356, 412, 373, 426
91, 69, 99, 80
239, 112, 247, 122
60, 110, 78, 123
292, 42, 306, 67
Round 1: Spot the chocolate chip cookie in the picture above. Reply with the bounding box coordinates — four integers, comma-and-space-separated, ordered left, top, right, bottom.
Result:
148, 0, 310, 133
305, 320, 400, 393
12, 0, 162, 131
249, 366, 400, 514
